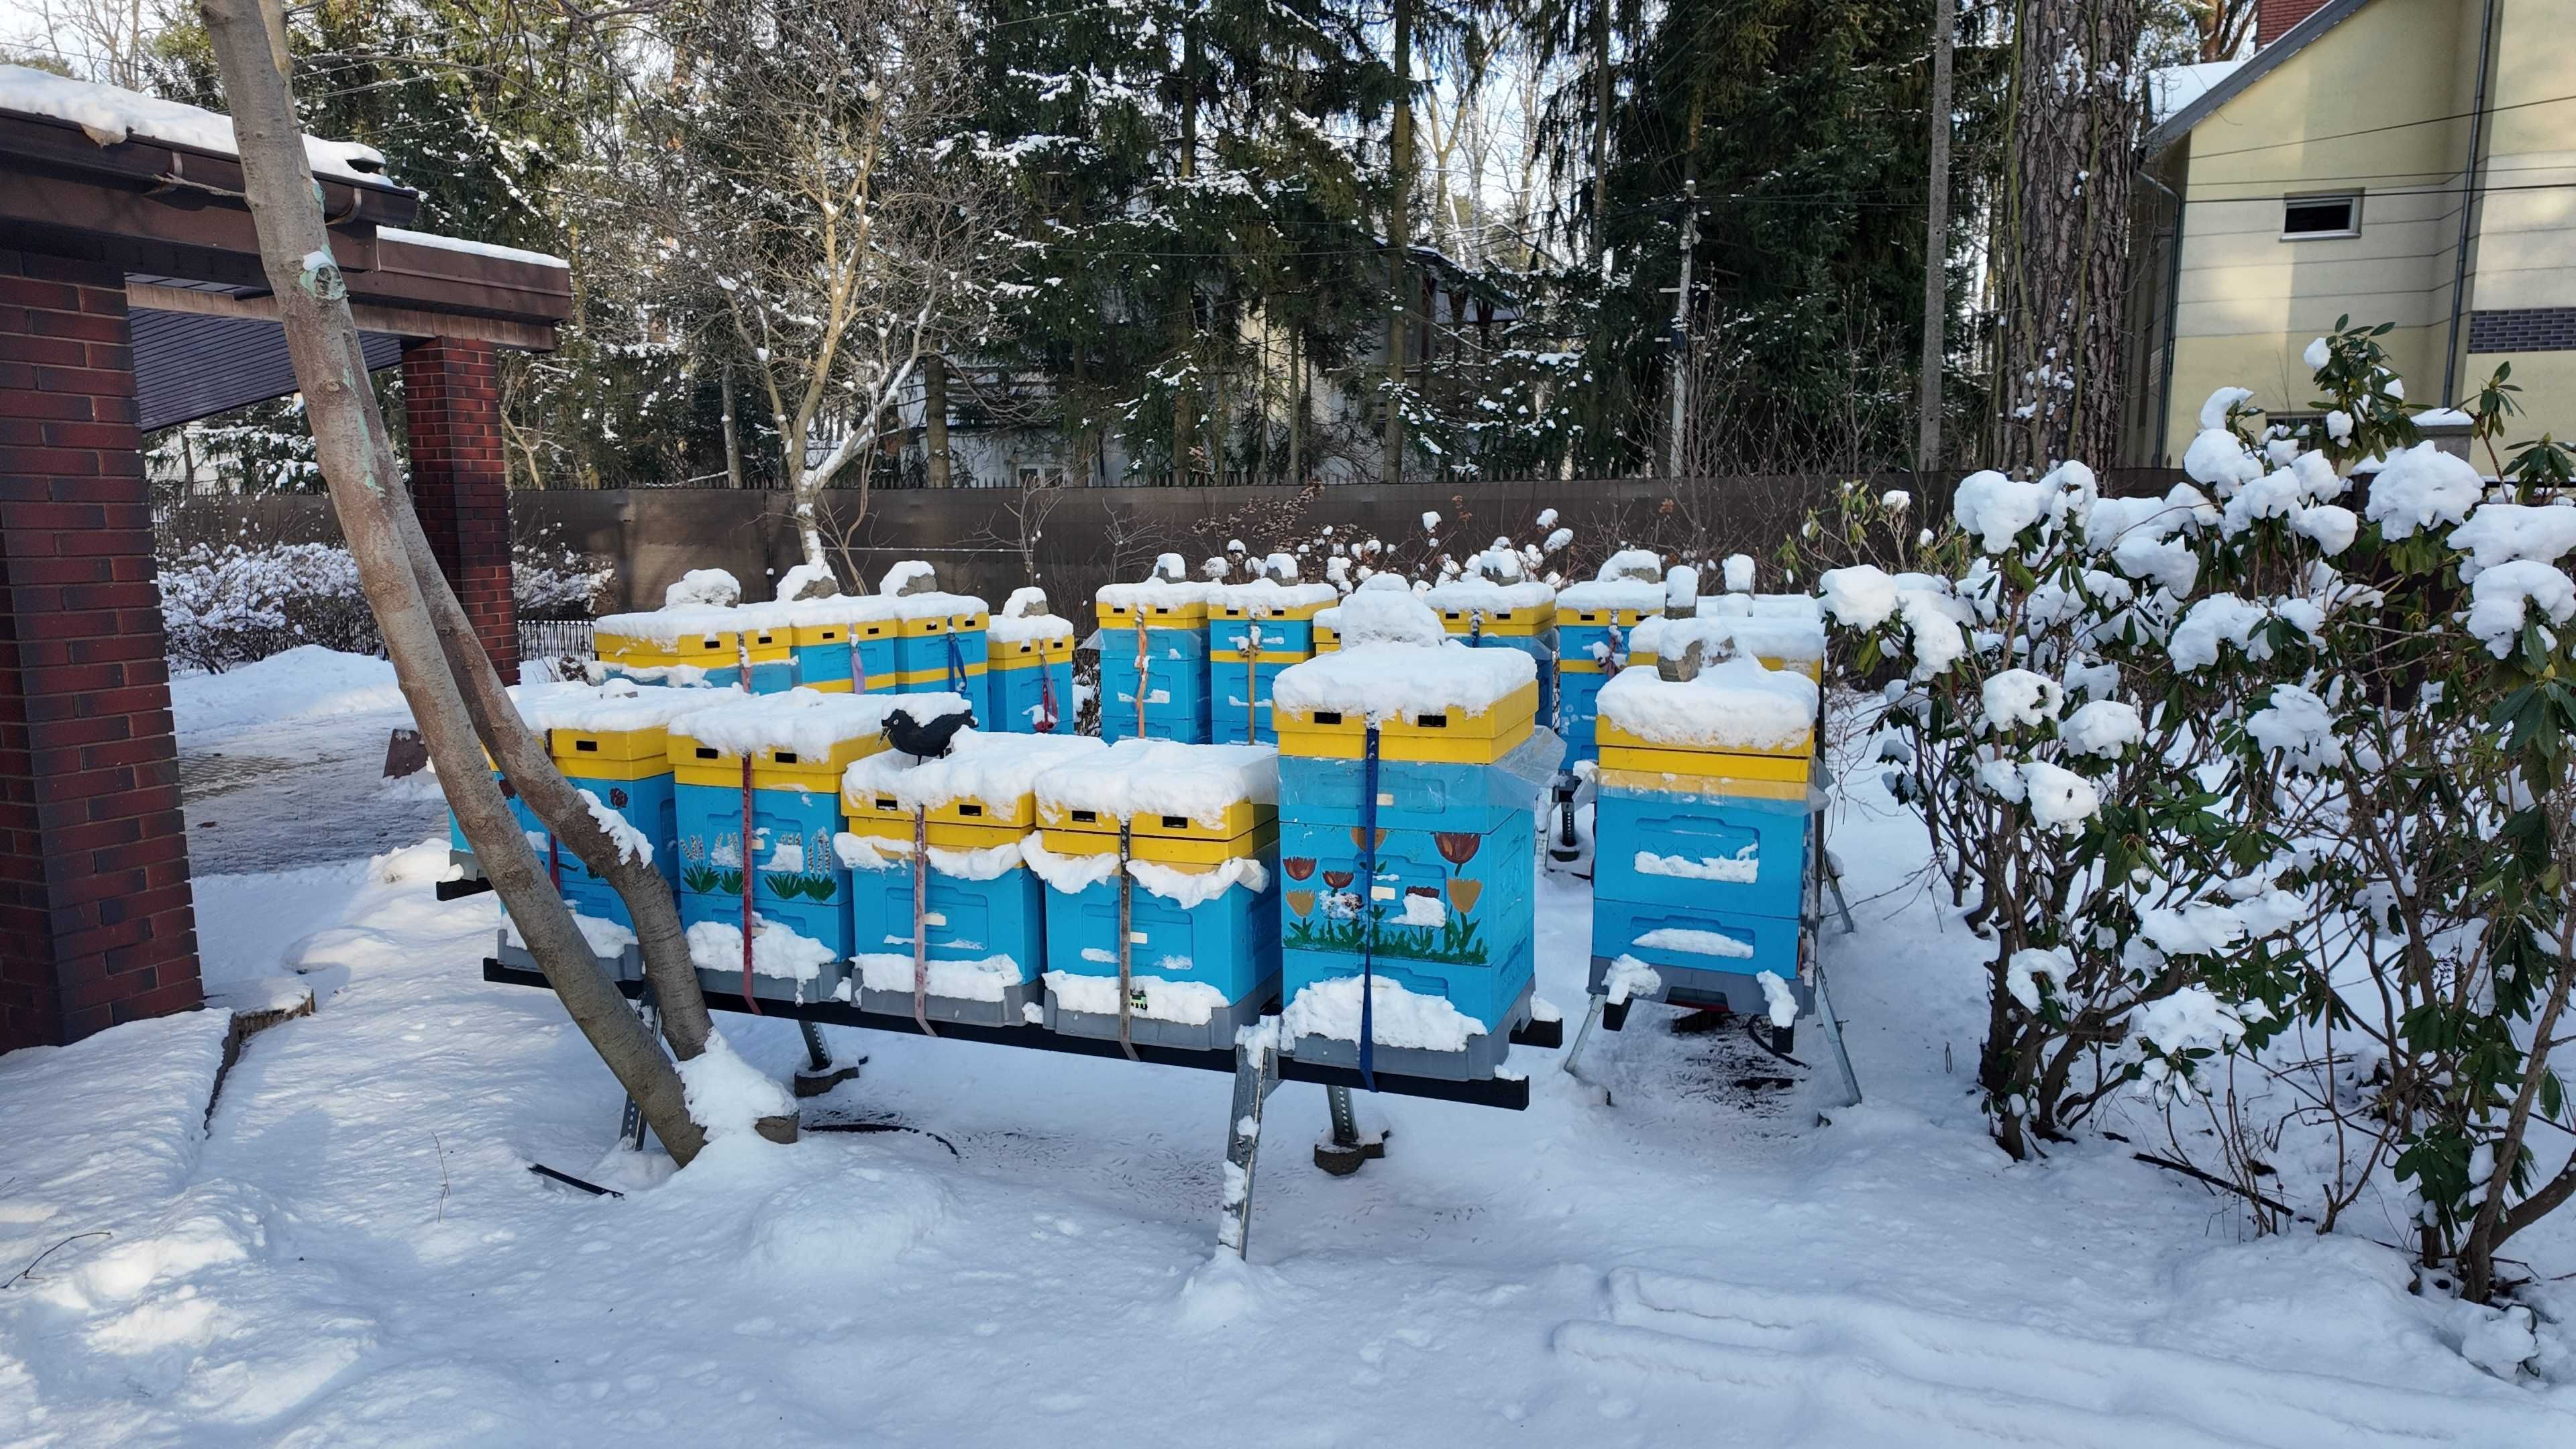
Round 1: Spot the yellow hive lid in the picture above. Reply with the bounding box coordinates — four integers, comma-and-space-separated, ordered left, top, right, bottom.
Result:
1424, 578, 1556, 631
667, 687, 971, 780
1593, 660, 1817, 760
1032, 739, 1277, 841
1212, 578, 1339, 621
843, 730, 1104, 830
1096, 576, 1216, 625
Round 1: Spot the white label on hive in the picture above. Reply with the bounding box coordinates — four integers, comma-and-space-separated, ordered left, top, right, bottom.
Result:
923, 912, 947, 926
1377, 793, 1393, 806
1371, 885, 1397, 902
1128, 930, 1148, 944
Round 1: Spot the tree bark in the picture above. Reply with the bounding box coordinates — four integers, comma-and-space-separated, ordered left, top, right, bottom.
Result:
720, 357, 744, 488
197, 0, 766, 1162
1996, 0, 2141, 469
1917, 0, 1955, 470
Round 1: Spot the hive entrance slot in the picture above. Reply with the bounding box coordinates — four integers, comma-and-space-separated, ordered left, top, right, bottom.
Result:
959, 804, 983, 817
575, 739, 598, 752
1420, 714, 1448, 729
696, 747, 718, 760
1316, 710, 1344, 726
775, 751, 800, 764
1072, 810, 1098, 824
1161, 815, 1188, 829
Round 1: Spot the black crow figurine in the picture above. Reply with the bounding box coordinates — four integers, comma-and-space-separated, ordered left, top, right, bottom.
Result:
885, 705, 971, 762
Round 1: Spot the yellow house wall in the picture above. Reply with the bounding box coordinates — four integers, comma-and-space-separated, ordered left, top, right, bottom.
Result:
2153, 0, 2576, 456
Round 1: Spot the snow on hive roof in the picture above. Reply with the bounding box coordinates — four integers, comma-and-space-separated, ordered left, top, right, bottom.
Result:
1271, 641, 1535, 723
593, 604, 753, 645
1597, 659, 1818, 751
1695, 592, 1822, 621
1324, 588, 1446, 647
1421, 578, 1556, 612
673, 688, 968, 757
1032, 740, 1278, 824
0, 64, 392, 184
763, 592, 903, 627
1097, 578, 1218, 608
987, 610, 1073, 644
1630, 613, 1826, 663
508, 679, 724, 734
1555, 577, 1665, 611
1211, 578, 1340, 612
843, 729, 1104, 813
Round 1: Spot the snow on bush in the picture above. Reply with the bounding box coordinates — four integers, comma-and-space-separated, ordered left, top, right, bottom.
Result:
159, 533, 612, 672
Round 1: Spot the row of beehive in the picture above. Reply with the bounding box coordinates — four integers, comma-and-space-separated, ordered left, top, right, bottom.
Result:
1582, 604, 1825, 1021
591, 591, 1073, 735
470, 686, 1288, 1053
1094, 579, 1338, 745
472, 665, 1547, 1077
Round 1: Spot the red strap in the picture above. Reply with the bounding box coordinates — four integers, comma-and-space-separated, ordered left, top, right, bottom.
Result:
739, 753, 761, 1015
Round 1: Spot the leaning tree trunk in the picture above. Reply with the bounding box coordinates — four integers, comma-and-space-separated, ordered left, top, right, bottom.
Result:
197, 0, 777, 1159
1996, 0, 2141, 470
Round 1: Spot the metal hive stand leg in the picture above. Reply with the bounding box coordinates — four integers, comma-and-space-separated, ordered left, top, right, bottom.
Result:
1311, 1083, 1389, 1176
1218, 1030, 1283, 1256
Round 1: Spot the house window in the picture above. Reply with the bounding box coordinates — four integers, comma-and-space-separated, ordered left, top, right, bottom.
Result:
2282, 194, 2359, 239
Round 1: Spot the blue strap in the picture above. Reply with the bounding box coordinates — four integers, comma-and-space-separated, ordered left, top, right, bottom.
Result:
946, 633, 967, 700
1358, 723, 1381, 1091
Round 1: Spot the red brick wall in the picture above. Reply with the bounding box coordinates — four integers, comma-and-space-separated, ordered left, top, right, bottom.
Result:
2257, 0, 2330, 46
0, 250, 202, 1053
401, 337, 517, 684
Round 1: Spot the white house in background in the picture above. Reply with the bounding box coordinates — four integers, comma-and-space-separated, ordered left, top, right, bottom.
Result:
2127, 0, 2576, 465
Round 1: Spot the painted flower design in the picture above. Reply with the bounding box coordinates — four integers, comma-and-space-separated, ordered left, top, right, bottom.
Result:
1322, 869, 1354, 890
1283, 856, 1316, 881
1446, 878, 1483, 914
1286, 890, 1316, 919
1434, 832, 1481, 866
1351, 827, 1387, 851
608, 786, 630, 809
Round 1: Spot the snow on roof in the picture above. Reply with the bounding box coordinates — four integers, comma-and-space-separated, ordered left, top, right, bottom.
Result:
1630, 613, 1826, 664
376, 225, 566, 270
1211, 578, 1339, 612
1696, 592, 1823, 622
0, 64, 392, 184
1097, 578, 1218, 608
593, 604, 753, 645
987, 611, 1072, 644
1421, 578, 1556, 612
2149, 60, 2245, 123
1033, 740, 1278, 824
1323, 588, 1447, 647
1597, 659, 1818, 752
1556, 578, 1666, 612
673, 688, 968, 757
843, 729, 1104, 813
1271, 640, 1534, 724
508, 679, 727, 735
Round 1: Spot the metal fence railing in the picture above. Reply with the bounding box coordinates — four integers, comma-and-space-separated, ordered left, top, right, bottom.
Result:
519, 618, 595, 664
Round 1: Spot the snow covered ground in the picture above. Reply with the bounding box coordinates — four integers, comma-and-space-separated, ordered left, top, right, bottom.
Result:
3, 649, 2569, 1444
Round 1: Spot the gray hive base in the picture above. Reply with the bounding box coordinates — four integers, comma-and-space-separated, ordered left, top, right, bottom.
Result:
856, 977, 1043, 1030
1044, 984, 1275, 1053
1287, 981, 1535, 1083
1588, 955, 1814, 1019
694, 965, 847, 1010
496, 930, 638, 983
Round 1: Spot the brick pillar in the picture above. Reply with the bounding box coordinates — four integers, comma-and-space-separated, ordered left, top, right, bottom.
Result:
401, 336, 517, 683
0, 250, 202, 1053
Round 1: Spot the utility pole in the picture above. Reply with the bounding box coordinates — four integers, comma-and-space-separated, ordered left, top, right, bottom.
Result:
1664, 99, 1703, 480
1663, 178, 1695, 479
1917, 0, 1955, 471
720, 357, 744, 488
1384, 0, 1415, 486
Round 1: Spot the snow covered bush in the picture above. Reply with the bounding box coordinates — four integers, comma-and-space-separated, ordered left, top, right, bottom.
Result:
1814, 468, 2301, 1163
2167, 321, 2576, 1300
159, 531, 613, 672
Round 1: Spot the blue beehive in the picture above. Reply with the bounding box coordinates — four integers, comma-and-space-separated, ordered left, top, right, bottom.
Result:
1425, 575, 1559, 722
769, 593, 902, 694
1030, 741, 1281, 1051
1585, 655, 1821, 1020
1097, 574, 1216, 743
1269, 606, 1547, 1079
664, 690, 966, 1003
1099, 631, 1213, 743
1209, 656, 1302, 744
1591, 785, 1809, 920
839, 731, 1102, 1025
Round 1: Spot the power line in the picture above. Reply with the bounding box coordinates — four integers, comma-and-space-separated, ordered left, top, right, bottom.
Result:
2184, 90, 2576, 160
